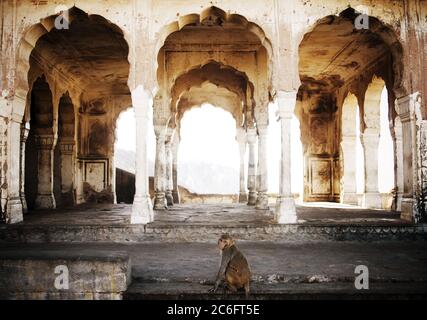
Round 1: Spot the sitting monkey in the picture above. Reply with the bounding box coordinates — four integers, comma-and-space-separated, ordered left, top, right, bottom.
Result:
209, 234, 251, 297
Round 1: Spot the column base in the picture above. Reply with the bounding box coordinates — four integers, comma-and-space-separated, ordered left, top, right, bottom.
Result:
172, 190, 180, 204
34, 194, 56, 209
362, 192, 382, 209
165, 191, 174, 206
153, 192, 168, 210
275, 196, 297, 224
131, 195, 153, 224
238, 192, 248, 203
255, 192, 269, 210
20, 196, 28, 214
247, 191, 257, 206
395, 192, 403, 211
6, 197, 23, 224
342, 192, 358, 205
400, 197, 416, 222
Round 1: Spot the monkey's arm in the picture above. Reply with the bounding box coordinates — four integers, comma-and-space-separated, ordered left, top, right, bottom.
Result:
210, 249, 233, 292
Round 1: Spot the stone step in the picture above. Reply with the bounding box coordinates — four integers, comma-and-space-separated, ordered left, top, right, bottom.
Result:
124, 281, 427, 300
1, 223, 426, 243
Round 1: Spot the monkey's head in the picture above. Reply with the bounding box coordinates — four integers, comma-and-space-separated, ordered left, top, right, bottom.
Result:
218, 234, 235, 250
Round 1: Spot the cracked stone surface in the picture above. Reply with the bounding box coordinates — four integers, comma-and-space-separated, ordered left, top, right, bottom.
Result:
1, 241, 426, 297
16, 203, 407, 226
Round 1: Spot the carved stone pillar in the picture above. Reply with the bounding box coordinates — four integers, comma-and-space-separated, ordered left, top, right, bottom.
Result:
165, 127, 175, 206
246, 128, 257, 206
236, 127, 247, 203
131, 86, 153, 224
59, 138, 75, 206
340, 95, 358, 205
256, 125, 269, 209
393, 117, 404, 211
361, 85, 382, 209
34, 134, 56, 209
341, 136, 358, 204
19, 123, 30, 213
172, 132, 180, 204
0, 117, 6, 217
153, 125, 168, 210
275, 91, 297, 224
361, 129, 381, 208
395, 92, 421, 221
6, 113, 24, 223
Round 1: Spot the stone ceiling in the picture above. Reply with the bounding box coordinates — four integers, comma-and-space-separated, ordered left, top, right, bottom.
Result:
30, 9, 130, 100
299, 12, 390, 93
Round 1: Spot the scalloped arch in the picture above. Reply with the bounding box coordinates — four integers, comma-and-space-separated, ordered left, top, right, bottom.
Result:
15, 6, 131, 101
155, 6, 273, 92
298, 7, 405, 94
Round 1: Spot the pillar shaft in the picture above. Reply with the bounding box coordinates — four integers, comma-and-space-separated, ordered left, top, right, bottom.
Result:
256, 125, 269, 209
395, 93, 421, 221
6, 113, 24, 223
172, 132, 180, 204
393, 118, 404, 211
341, 136, 358, 204
131, 86, 153, 224
275, 91, 297, 223
236, 127, 247, 203
59, 139, 75, 205
153, 125, 168, 210
34, 134, 56, 209
19, 123, 30, 213
165, 128, 174, 206
246, 128, 257, 205
361, 129, 382, 208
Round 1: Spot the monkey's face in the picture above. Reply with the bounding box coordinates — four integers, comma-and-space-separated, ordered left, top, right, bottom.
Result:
218, 238, 228, 250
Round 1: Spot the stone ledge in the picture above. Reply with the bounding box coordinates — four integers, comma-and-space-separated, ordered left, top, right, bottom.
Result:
0, 224, 426, 243
0, 249, 131, 300
124, 281, 427, 300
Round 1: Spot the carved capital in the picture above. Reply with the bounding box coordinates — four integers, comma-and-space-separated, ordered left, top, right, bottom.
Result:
35, 134, 55, 149
277, 90, 297, 119
396, 92, 421, 123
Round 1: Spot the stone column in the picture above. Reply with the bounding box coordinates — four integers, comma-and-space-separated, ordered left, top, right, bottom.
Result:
34, 134, 56, 209
275, 91, 297, 224
153, 125, 168, 210
59, 138, 75, 205
236, 127, 247, 203
172, 132, 180, 204
341, 136, 358, 204
0, 117, 7, 217
131, 86, 153, 224
164, 127, 174, 206
361, 129, 381, 208
256, 125, 269, 209
393, 117, 404, 211
340, 95, 358, 205
246, 128, 257, 206
395, 92, 421, 221
19, 123, 30, 213
6, 113, 24, 223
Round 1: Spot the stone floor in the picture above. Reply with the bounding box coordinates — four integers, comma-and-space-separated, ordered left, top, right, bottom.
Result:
1, 240, 426, 299
19, 202, 407, 226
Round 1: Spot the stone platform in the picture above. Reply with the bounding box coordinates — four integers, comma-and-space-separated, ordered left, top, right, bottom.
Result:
0, 203, 424, 243
0, 248, 131, 299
